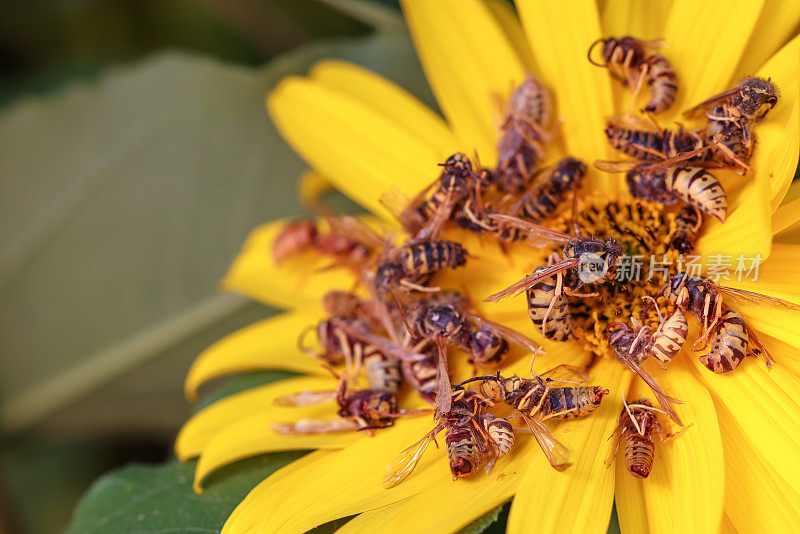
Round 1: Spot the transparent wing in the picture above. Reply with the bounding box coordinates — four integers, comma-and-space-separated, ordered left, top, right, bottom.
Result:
488, 214, 574, 247
326, 215, 385, 250
617, 355, 683, 426
339, 323, 426, 362
520, 412, 571, 471
271, 418, 357, 435
468, 313, 543, 355
434, 338, 453, 416
273, 390, 337, 407
714, 284, 800, 312
593, 159, 640, 174
382, 432, 436, 488
683, 88, 740, 117
483, 260, 579, 302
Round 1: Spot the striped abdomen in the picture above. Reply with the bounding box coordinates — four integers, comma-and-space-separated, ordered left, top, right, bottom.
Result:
625, 434, 655, 478
526, 275, 573, 341
363, 353, 402, 394
700, 309, 749, 373
605, 122, 664, 159
706, 106, 753, 167
642, 55, 677, 114
649, 309, 688, 364
665, 167, 727, 222
482, 415, 514, 456
398, 241, 467, 276
401, 352, 438, 403
468, 325, 509, 365
668, 205, 702, 254
539, 386, 609, 420
445, 426, 484, 479
508, 75, 552, 128
520, 157, 586, 222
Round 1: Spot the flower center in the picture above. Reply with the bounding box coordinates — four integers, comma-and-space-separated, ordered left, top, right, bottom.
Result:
551, 197, 680, 358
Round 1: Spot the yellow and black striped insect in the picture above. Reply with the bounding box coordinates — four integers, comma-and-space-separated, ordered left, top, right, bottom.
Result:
699, 308, 752, 373
668, 205, 703, 255
607, 398, 680, 479
494, 75, 553, 193
375, 240, 468, 294
685, 77, 780, 172
484, 217, 623, 341
507, 157, 587, 224
588, 36, 678, 114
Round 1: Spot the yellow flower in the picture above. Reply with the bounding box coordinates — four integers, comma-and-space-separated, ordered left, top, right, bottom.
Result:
176, 1, 800, 532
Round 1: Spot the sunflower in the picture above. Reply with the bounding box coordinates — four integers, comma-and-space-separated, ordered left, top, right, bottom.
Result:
175, 1, 800, 532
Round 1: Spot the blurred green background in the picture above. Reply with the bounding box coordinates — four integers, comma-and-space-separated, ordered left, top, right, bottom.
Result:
0, 1, 409, 533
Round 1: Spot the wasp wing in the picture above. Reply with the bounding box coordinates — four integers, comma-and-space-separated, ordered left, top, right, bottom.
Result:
593, 159, 641, 174
326, 215, 386, 250
434, 338, 453, 416
617, 355, 683, 426
273, 390, 337, 407
519, 412, 571, 471
272, 418, 357, 435
484, 259, 580, 302
488, 214, 574, 247
383, 432, 437, 488
683, 88, 740, 118
467, 313, 543, 355
714, 284, 800, 312
339, 324, 426, 362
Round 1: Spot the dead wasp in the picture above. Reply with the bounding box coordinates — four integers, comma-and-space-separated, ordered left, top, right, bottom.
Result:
588, 36, 677, 114
655, 273, 800, 367
668, 205, 703, 255
505, 157, 587, 225
494, 75, 553, 193
607, 304, 686, 425
607, 398, 686, 479
272, 216, 381, 267
484, 216, 624, 341
685, 77, 780, 172
273, 370, 399, 435
459, 367, 608, 470
596, 133, 728, 222
699, 308, 755, 373
374, 240, 468, 295
383, 388, 513, 487
604, 117, 703, 161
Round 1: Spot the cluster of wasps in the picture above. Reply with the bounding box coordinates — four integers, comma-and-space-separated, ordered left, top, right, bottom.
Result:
268, 34, 799, 483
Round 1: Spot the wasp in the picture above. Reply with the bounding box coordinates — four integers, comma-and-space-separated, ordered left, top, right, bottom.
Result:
383, 388, 512, 487
273, 370, 399, 435
375, 240, 468, 295
507, 157, 587, 224
685, 77, 780, 172
668, 205, 703, 255
607, 305, 686, 425
604, 117, 704, 161
657, 273, 800, 365
588, 37, 677, 114
401, 348, 439, 404
272, 216, 381, 267
607, 398, 685, 479
484, 216, 624, 341
699, 308, 755, 373
459, 368, 607, 470
494, 76, 553, 193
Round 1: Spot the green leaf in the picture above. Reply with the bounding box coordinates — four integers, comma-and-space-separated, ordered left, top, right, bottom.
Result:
65, 453, 304, 534
0, 18, 432, 436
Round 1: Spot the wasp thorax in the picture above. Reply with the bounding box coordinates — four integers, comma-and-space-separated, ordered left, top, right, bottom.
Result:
735, 77, 780, 117
421, 306, 464, 337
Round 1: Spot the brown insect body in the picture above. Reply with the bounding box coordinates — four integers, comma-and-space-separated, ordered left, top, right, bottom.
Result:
668, 206, 703, 255
699, 308, 750, 373
407, 153, 475, 234
515, 157, 587, 223
590, 37, 677, 114
495, 76, 552, 193
272, 220, 318, 262
375, 240, 467, 294
539, 386, 610, 420
609, 398, 663, 479
526, 264, 577, 341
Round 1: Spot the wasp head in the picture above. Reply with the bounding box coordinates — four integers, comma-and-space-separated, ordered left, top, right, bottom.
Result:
735, 77, 780, 119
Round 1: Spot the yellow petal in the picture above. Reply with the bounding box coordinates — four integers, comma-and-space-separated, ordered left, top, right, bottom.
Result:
254, 417, 463, 533
177, 375, 335, 459
267, 77, 442, 218
221, 218, 354, 309
194, 407, 362, 492
691, 355, 800, 496
721, 513, 739, 534
753, 34, 800, 210
222, 450, 336, 533
640, 361, 724, 534
507, 358, 628, 534
308, 59, 459, 156
721, 244, 800, 305
184, 309, 328, 402
400, 0, 526, 164
516, 0, 617, 193
718, 401, 800, 532
614, 459, 648, 534
733, 0, 800, 80
297, 170, 332, 206
772, 183, 800, 236
336, 435, 538, 533
662, 0, 765, 111
486, 0, 537, 72
601, 0, 673, 39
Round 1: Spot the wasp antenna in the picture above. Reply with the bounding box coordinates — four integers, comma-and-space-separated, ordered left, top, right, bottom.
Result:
587, 38, 607, 67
